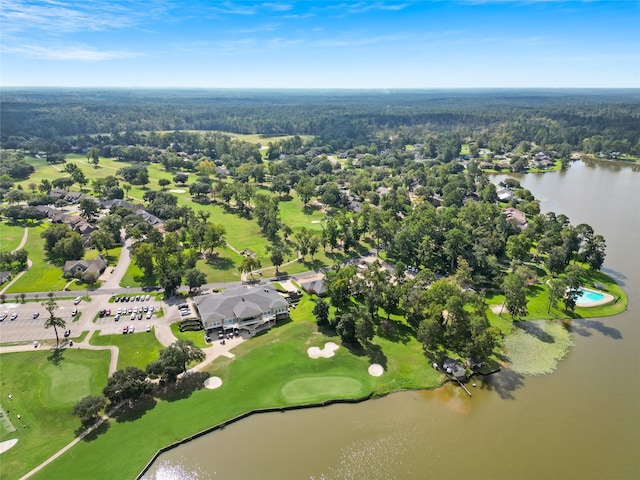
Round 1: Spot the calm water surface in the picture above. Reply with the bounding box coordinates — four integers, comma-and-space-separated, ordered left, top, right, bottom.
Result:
145, 160, 640, 480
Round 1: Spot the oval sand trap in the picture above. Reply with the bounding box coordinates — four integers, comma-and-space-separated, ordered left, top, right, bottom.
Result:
204, 376, 223, 389
0, 439, 18, 454
307, 342, 339, 359
368, 364, 384, 377
169, 189, 186, 193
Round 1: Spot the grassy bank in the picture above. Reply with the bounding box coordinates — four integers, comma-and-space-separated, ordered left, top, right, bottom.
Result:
26, 293, 442, 480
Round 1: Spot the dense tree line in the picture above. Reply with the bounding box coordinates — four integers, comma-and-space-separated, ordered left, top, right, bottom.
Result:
2, 89, 639, 155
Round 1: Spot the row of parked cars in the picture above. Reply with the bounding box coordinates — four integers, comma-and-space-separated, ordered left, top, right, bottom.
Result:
114, 294, 152, 303
122, 324, 152, 334
0, 313, 18, 321
178, 303, 191, 317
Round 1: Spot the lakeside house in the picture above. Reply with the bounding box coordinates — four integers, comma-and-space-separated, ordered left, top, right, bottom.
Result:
501, 206, 527, 229
194, 284, 289, 335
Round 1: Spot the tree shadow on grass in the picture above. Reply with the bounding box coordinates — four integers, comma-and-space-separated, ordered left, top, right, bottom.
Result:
302, 204, 322, 215
206, 254, 235, 271
478, 366, 525, 400
376, 318, 413, 344
47, 348, 64, 366
77, 419, 110, 442
570, 319, 622, 340
112, 395, 157, 423
154, 372, 209, 402
365, 343, 387, 370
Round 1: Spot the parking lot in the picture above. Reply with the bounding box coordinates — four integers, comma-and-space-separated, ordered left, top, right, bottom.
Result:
0, 294, 164, 343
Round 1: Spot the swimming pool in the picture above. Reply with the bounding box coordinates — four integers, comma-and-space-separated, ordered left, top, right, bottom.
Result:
576, 288, 607, 305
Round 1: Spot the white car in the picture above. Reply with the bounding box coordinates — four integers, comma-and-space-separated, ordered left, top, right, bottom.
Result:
128, 325, 135, 333
149, 306, 154, 313
74, 296, 82, 305
146, 324, 151, 332
146, 312, 152, 319
130, 313, 136, 321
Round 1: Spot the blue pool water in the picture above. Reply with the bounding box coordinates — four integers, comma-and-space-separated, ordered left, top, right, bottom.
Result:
576, 288, 606, 305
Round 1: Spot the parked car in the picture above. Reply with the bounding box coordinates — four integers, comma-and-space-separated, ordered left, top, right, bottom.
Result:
128, 325, 135, 333
178, 304, 189, 310
145, 294, 150, 301
204, 334, 211, 342
143, 306, 148, 312
10, 313, 18, 320
33, 312, 40, 319
117, 308, 122, 315
130, 313, 136, 321
72, 309, 78, 316
146, 312, 152, 319
137, 313, 143, 320
123, 326, 128, 334
149, 306, 154, 313
63, 329, 71, 337
0, 313, 6, 321
114, 314, 120, 321
105, 309, 111, 316
114, 297, 120, 303
146, 324, 151, 332
74, 296, 82, 305
99, 310, 105, 317
128, 308, 133, 314
180, 310, 190, 317
133, 307, 138, 313
125, 296, 130, 302
135, 295, 140, 301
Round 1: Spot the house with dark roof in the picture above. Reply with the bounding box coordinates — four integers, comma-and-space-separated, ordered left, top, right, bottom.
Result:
299, 278, 327, 297
63, 256, 108, 281
193, 284, 289, 335
0, 271, 11, 284
63, 191, 85, 204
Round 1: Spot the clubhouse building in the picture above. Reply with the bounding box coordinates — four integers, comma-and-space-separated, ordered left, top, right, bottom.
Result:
194, 284, 289, 335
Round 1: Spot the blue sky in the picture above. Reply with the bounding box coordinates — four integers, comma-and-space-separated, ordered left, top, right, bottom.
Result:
1, 0, 639, 88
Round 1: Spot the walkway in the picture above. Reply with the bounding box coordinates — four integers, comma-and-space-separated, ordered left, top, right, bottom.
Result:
0, 227, 32, 295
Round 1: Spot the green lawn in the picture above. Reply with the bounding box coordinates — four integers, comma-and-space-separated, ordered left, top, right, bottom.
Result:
486, 267, 627, 326
27, 292, 444, 480
0, 223, 26, 253
169, 322, 208, 348
5, 224, 68, 293
89, 329, 164, 370
0, 349, 110, 480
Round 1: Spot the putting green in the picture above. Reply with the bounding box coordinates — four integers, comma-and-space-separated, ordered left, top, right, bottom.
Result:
281, 376, 364, 403
40, 362, 93, 406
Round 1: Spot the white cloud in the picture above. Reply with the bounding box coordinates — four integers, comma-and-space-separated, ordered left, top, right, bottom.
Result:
1, 43, 142, 61
0, 0, 158, 33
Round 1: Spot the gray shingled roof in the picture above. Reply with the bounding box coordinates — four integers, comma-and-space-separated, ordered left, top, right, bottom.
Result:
194, 284, 288, 324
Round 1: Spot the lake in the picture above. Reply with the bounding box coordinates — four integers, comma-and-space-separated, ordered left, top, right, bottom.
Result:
144, 159, 640, 480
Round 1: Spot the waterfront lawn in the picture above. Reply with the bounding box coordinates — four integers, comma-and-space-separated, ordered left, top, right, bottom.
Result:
0, 349, 110, 480
486, 268, 627, 325
29, 293, 444, 480
89, 330, 164, 370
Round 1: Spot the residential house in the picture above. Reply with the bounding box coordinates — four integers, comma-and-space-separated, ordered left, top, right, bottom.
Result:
0, 271, 11, 284
299, 278, 327, 297
63, 191, 84, 204
502, 207, 527, 229
194, 284, 289, 335
63, 256, 108, 281
496, 187, 513, 201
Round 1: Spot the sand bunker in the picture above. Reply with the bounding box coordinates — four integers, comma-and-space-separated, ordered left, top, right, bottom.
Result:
204, 376, 223, 389
368, 364, 384, 377
307, 342, 339, 359
0, 439, 18, 454
169, 189, 186, 193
